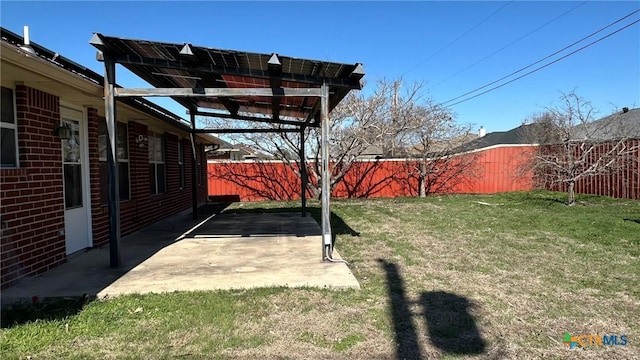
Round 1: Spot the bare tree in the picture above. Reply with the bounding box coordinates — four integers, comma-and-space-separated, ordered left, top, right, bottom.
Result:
399, 104, 480, 197
204, 78, 432, 198
526, 91, 639, 205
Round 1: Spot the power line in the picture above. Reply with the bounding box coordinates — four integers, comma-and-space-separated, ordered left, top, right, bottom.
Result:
444, 18, 640, 108
440, 8, 640, 106
402, 1, 514, 76
433, 1, 588, 87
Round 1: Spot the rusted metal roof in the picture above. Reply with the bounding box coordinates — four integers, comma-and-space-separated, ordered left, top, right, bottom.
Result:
89, 33, 364, 126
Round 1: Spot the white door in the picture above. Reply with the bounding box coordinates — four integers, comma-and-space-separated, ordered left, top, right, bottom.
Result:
61, 106, 92, 254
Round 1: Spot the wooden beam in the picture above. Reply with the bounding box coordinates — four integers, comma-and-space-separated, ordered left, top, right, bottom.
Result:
218, 97, 240, 116
109, 54, 363, 89
268, 53, 283, 122
114, 87, 323, 98
195, 128, 301, 134
192, 110, 311, 127
350, 63, 365, 80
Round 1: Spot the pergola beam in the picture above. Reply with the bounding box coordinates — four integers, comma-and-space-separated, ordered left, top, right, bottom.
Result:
268, 53, 283, 121
114, 87, 324, 98
102, 53, 363, 89
194, 128, 301, 134
192, 110, 314, 127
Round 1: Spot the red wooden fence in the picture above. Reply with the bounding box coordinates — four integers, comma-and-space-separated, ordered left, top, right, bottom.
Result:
543, 139, 640, 200
208, 145, 537, 201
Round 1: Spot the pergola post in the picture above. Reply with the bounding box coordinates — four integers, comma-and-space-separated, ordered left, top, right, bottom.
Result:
300, 126, 307, 217
91, 33, 364, 265
320, 83, 332, 259
190, 110, 198, 220
104, 55, 121, 267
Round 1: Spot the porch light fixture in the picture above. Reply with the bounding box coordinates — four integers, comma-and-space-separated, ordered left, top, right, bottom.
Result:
54, 123, 72, 140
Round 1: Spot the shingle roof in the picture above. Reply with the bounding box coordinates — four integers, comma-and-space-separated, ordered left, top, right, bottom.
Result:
571, 107, 640, 140
1, 26, 216, 144
451, 123, 540, 153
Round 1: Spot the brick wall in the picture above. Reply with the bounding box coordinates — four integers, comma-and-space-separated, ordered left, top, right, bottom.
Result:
1, 85, 65, 288
92, 122, 209, 246
1, 85, 210, 289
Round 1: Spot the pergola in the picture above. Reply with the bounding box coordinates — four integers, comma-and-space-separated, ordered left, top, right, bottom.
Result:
89, 33, 364, 267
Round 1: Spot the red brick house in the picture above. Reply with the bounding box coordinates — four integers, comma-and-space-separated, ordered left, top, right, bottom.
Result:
0, 27, 220, 289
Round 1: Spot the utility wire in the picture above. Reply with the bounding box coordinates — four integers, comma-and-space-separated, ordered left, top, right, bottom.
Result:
444, 18, 640, 108
440, 9, 640, 106
434, 1, 588, 87
402, 1, 514, 76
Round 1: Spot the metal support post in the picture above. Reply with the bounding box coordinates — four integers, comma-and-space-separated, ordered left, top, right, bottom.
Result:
190, 111, 198, 220
104, 55, 121, 268
300, 126, 307, 217
320, 83, 332, 259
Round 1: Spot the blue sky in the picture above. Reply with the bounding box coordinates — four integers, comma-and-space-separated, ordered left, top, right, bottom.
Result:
1, 1, 639, 133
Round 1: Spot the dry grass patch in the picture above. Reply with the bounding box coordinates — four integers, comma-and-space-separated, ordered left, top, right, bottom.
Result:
2, 191, 638, 359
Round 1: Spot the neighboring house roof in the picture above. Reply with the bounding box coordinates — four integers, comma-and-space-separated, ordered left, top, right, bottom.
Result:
452, 107, 640, 154
1, 26, 221, 145
409, 133, 479, 155
571, 107, 640, 141
211, 143, 272, 160
358, 145, 384, 158
451, 123, 540, 153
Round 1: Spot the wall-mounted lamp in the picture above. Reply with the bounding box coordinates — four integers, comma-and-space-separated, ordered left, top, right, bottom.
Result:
54, 123, 72, 140
135, 134, 148, 148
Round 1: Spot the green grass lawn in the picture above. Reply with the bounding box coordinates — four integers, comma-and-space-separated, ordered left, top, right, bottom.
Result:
2, 191, 639, 359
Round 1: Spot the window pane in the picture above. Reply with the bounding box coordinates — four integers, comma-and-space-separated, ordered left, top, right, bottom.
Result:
1, 87, 15, 124
149, 164, 156, 194
155, 136, 163, 162
157, 164, 166, 193
101, 161, 130, 202
100, 162, 108, 204
62, 121, 81, 163
119, 162, 130, 200
117, 122, 128, 159
1, 128, 17, 167
64, 164, 83, 209
148, 133, 155, 161
98, 118, 107, 160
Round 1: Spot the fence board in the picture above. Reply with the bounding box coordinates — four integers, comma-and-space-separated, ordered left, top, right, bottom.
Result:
208, 145, 539, 201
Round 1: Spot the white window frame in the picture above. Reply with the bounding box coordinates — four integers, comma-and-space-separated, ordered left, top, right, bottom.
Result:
98, 119, 130, 202
1, 86, 19, 168
149, 130, 166, 195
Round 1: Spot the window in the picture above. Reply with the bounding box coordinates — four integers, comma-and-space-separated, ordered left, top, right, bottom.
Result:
1, 86, 18, 168
98, 118, 130, 202
149, 130, 166, 194
178, 139, 185, 190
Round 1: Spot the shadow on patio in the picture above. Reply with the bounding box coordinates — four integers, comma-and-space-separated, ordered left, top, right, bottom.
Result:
1, 202, 360, 327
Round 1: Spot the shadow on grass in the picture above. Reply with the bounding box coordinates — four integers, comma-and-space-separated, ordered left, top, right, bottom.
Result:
623, 218, 640, 224
419, 291, 486, 355
378, 259, 422, 359
1, 295, 95, 328
378, 259, 486, 359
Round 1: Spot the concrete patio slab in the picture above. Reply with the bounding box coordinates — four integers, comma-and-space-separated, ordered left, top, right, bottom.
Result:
1, 207, 359, 305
